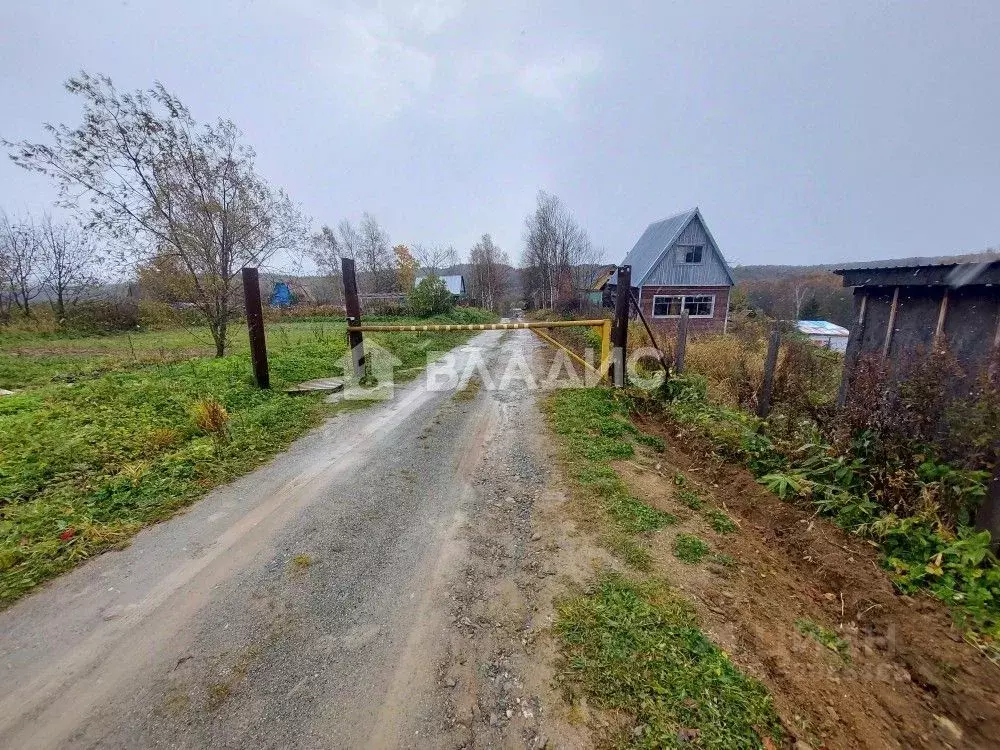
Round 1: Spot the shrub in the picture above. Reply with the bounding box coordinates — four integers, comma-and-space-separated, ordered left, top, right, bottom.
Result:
63, 298, 141, 332
193, 398, 229, 439
408, 276, 454, 317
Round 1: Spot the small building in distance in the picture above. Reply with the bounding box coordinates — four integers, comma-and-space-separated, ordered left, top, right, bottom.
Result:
585, 265, 617, 308
834, 258, 1000, 388
609, 207, 735, 334
796, 320, 850, 353
416, 274, 466, 297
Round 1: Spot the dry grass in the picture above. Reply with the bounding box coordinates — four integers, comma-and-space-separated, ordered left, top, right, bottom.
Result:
193, 398, 229, 436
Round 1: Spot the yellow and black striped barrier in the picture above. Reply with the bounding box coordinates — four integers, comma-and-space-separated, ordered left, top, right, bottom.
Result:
349, 319, 613, 380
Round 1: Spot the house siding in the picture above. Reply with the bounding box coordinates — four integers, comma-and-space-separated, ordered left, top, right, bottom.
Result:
642, 215, 732, 287
638, 285, 730, 335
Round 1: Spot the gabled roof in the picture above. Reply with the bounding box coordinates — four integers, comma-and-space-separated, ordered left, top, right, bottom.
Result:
610, 207, 735, 286
590, 265, 617, 291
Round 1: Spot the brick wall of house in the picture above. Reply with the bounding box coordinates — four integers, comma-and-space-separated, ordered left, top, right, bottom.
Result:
637, 285, 731, 336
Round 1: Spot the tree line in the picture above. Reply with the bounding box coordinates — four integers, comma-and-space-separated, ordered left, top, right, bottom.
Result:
0, 212, 103, 319
3, 71, 606, 354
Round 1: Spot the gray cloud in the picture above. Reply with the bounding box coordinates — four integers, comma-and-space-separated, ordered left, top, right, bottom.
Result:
2, 1, 998, 268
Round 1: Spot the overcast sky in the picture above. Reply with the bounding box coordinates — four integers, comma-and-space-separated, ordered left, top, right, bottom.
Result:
2, 1, 998, 269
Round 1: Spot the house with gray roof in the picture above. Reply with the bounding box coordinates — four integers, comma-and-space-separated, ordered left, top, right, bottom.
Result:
610, 207, 735, 334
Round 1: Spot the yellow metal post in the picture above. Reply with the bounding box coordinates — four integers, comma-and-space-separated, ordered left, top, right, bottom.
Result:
600, 319, 612, 378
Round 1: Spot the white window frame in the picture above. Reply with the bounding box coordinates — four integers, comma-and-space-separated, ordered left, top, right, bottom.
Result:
676, 244, 704, 264
651, 293, 715, 319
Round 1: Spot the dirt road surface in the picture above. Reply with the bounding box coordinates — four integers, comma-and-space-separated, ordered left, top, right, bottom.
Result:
0, 329, 577, 749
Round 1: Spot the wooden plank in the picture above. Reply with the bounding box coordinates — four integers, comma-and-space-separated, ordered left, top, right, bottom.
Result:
882, 286, 900, 360
241, 267, 270, 389
934, 288, 950, 343
285, 378, 345, 395
629, 289, 671, 376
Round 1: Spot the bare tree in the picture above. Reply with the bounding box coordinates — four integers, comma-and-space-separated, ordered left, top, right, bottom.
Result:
37, 215, 103, 318
357, 213, 396, 292
413, 244, 458, 277
468, 233, 510, 312
521, 191, 593, 309
0, 212, 43, 316
5, 72, 307, 355
307, 224, 344, 304
335, 214, 396, 292
337, 219, 360, 260
791, 282, 811, 320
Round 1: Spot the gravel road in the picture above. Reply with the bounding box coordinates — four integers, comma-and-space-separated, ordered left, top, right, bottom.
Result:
0, 329, 572, 749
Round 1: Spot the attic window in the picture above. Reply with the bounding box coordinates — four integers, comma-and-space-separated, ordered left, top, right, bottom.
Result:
679, 245, 703, 263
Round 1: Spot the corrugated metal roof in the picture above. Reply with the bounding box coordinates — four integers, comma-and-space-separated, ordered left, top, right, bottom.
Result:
415, 275, 465, 295
796, 320, 849, 337
833, 255, 1000, 273
611, 208, 697, 285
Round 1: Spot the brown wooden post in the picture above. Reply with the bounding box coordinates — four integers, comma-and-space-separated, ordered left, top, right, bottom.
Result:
757, 323, 781, 418
976, 466, 1000, 549
674, 311, 689, 374
241, 267, 270, 389
342, 257, 365, 379
837, 290, 868, 407
610, 265, 631, 387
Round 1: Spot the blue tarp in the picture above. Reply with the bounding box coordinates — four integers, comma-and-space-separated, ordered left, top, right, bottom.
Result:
270, 281, 292, 307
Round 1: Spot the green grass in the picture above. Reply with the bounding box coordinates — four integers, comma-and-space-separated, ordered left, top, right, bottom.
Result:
546, 389, 674, 562
0, 311, 495, 606
557, 572, 782, 749
676, 488, 704, 510
673, 533, 710, 564
707, 509, 737, 534
795, 618, 851, 661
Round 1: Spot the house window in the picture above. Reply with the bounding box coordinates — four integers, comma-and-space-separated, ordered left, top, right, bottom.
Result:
651, 294, 715, 318
684, 295, 714, 317
678, 245, 703, 263
652, 295, 683, 317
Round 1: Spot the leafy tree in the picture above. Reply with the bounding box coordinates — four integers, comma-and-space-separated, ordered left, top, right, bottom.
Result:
5, 72, 307, 356
408, 275, 453, 317
394, 244, 418, 291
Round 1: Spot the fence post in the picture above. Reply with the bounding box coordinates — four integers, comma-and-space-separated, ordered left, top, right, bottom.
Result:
342, 257, 365, 379
674, 311, 689, 374
241, 267, 270, 389
757, 324, 781, 418
611, 265, 632, 387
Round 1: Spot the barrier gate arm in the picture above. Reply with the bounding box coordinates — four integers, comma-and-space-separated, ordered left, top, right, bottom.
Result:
347, 319, 614, 382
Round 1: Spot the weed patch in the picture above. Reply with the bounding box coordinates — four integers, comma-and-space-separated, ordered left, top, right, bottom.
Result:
546, 388, 672, 565
557, 572, 782, 748
658, 374, 1000, 654
673, 533, 710, 564
795, 618, 850, 661
707, 509, 737, 534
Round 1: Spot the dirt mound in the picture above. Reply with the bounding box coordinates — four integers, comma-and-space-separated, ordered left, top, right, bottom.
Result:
618, 413, 1000, 749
